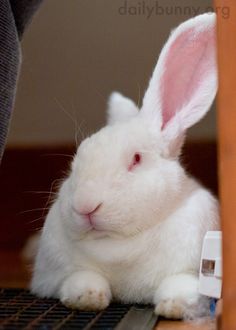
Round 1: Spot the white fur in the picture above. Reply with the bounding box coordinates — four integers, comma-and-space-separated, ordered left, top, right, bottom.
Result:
31, 13, 219, 320
60, 271, 111, 311
107, 92, 139, 125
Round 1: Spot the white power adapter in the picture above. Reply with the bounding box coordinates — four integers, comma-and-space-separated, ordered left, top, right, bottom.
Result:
199, 231, 222, 299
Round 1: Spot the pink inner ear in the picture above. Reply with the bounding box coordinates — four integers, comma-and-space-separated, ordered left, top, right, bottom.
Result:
161, 26, 215, 129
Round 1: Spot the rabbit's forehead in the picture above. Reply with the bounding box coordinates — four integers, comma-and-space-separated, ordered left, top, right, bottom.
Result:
80, 121, 154, 156
76, 120, 159, 167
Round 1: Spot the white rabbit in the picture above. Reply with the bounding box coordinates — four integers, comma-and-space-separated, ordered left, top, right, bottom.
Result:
31, 13, 219, 319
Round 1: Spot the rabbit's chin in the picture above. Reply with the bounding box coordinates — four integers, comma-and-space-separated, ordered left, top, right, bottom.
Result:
82, 230, 111, 240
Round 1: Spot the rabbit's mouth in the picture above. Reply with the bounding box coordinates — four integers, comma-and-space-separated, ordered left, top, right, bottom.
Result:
72, 205, 105, 232
87, 220, 105, 232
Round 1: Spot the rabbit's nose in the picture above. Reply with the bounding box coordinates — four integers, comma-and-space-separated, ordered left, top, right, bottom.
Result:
83, 203, 102, 217
73, 203, 102, 218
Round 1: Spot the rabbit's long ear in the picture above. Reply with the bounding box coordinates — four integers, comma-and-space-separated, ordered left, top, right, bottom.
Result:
107, 92, 139, 125
140, 13, 217, 157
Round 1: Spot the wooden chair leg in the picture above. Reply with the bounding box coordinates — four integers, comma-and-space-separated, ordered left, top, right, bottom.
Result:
214, 1, 236, 329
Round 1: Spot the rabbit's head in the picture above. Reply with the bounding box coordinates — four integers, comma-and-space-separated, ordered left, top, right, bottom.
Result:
63, 14, 217, 238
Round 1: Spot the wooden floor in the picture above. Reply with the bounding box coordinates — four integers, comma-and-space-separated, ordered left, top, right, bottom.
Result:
0, 250, 216, 330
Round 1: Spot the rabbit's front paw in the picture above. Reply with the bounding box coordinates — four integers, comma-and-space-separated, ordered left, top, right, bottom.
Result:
154, 274, 207, 319
60, 271, 111, 311
63, 288, 110, 311
155, 298, 186, 319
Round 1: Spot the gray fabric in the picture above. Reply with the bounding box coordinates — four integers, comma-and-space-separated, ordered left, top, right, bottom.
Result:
10, 0, 43, 39
0, 0, 43, 162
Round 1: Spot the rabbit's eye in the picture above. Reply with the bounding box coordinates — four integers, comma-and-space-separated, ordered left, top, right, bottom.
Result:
128, 153, 142, 171
134, 153, 141, 164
